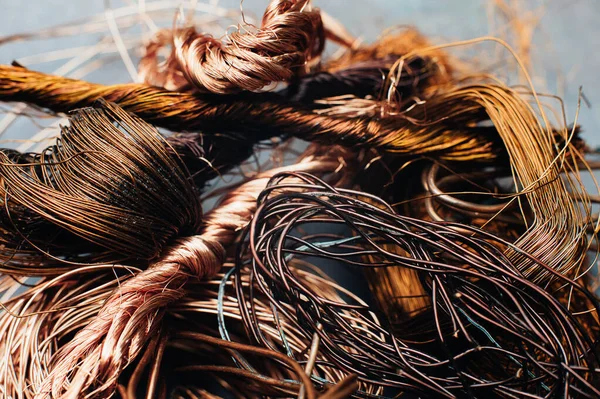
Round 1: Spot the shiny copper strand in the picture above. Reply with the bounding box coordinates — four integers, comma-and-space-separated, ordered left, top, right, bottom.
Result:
0, 268, 132, 398
0, 259, 363, 398
0, 241, 369, 398
0, 64, 499, 161
139, 0, 324, 93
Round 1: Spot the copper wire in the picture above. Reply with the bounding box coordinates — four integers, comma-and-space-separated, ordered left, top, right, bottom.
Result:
0, 64, 501, 162
139, 0, 325, 94
233, 171, 600, 397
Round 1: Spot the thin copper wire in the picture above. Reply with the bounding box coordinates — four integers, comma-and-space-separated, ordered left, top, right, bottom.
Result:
0, 100, 202, 273
0, 260, 364, 398
233, 171, 600, 397
0, 10, 597, 398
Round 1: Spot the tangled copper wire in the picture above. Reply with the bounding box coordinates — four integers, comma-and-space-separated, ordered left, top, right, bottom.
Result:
0, 100, 362, 398
0, 2, 599, 398
234, 171, 600, 397
0, 262, 360, 398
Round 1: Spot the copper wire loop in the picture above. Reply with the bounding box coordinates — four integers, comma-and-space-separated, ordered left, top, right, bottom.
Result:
139, 0, 325, 93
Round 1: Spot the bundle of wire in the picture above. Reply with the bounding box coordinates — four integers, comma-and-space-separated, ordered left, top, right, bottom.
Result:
0, 0, 598, 398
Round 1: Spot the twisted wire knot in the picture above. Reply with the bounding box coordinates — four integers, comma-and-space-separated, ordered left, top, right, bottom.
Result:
140, 0, 324, 93
161, 235, 225, 278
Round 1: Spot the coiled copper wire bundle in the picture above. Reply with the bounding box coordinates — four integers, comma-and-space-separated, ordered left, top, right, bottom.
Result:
139, 0, 325, 93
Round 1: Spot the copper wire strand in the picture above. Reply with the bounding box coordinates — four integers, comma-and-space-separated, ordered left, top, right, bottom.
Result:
369, 157, 598, 323
0, 100, 204, 274
0, 265, 140, 398
0, 260, 363, 398
0, 64, 502, 162
167, 262, 368, 397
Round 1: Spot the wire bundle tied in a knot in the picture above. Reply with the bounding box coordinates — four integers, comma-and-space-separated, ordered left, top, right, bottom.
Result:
140, 0, 325, 93
160, 236, 225, 279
